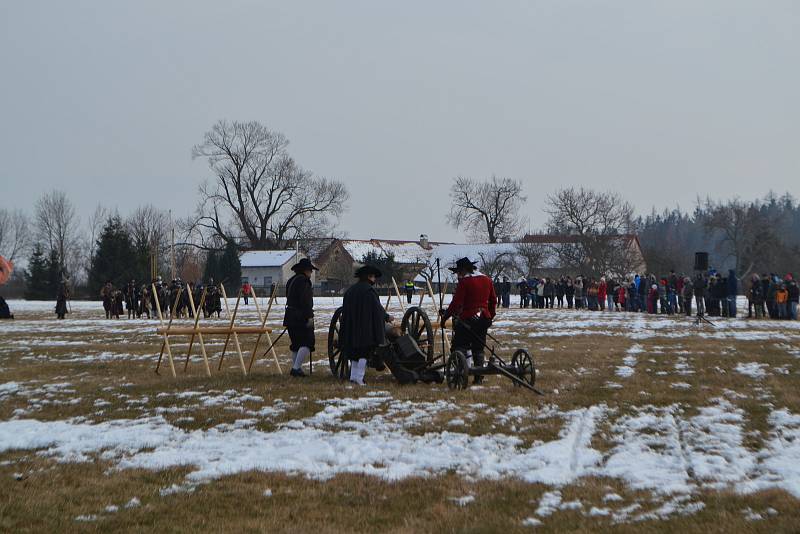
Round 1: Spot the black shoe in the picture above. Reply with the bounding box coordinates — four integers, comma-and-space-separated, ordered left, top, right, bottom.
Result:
290, 368, 306, 378
473, 375, 484, 385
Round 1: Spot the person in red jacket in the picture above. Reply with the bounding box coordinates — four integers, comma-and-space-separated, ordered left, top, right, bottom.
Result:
440, 257, 497, 384
242, 281, 252, 305
598, 278, 607, 311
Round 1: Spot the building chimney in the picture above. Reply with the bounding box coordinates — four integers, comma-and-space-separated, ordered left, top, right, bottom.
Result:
419, 234, 430, 249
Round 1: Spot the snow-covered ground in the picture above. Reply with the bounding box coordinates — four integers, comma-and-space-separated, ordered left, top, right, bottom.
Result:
1, 295, 798, 526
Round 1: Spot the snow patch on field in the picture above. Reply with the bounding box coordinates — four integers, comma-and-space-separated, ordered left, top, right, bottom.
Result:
0, 398, 606, 486
735, 362, 769, 379
615, 366, 635, 378
601, 398, 761, 494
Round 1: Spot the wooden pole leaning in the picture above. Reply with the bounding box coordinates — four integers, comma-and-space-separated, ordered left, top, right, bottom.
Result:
218, 285, 247, 375
184, 287, 211, 376
391, 277, 406, 314
248, 285, 282, 374
153, 283, 179, 378
183, 287, 207, 370
247, 285, 281, 373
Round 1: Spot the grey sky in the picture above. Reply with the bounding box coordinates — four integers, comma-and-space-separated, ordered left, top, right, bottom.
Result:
1, 1, 798, 243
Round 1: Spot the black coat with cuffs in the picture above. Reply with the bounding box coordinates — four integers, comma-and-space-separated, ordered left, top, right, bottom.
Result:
283, 273, 315, 352
340, 281, 389, 360
283, 273, 314, 327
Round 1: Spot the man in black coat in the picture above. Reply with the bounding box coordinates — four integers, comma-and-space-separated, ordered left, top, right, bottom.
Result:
125, 280, 139, 319
55, 279, 70, 320
283, 258, 318, 377
694, 273, 707, 316
340, 265, 391, 385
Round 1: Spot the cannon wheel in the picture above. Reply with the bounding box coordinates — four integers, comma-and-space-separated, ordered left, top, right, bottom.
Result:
446, 350, 469, 390
328, 307, 350, 380
400, 306, 435, 363
511, 349, 536, 388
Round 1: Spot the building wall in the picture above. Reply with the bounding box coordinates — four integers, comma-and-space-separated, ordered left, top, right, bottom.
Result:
241, 266, 285, 289
240, 254, 314, 294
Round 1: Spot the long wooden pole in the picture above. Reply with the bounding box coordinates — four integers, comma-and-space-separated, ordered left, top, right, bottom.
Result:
429, 277, 451, 356
391, 277, 406, 314
185, 287, 211, 376
217, 285, 239, 368
184, 287, 207, 370
248, 284, 282, 374
219, 286, 247, 375
255, 285, 283, 374
153, 283, 179, 378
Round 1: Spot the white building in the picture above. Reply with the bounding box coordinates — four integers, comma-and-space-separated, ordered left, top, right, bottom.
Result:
239, 250, 309, 290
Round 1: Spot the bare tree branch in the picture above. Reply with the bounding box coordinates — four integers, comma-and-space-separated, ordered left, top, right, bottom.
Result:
545, 187, 639, 277
191, 120, 349, 249
34, 190, 81, 276
0, 208, 31, 262
447, 175, 526, 243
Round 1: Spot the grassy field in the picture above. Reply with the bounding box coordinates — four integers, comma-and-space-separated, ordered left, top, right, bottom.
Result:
0, 297, 799, 533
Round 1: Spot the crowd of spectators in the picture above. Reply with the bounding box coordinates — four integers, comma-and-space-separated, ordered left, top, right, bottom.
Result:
492, 271, 799, 320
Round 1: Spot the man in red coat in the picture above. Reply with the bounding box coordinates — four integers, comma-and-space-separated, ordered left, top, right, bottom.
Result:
440, 257, 497, 384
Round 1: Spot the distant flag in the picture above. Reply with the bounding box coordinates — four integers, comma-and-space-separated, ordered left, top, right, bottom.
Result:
0, 256, 13, 286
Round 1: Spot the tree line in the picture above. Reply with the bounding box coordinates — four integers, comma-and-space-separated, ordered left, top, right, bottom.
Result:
446, 178, 799, 279
2, 119, 797, 297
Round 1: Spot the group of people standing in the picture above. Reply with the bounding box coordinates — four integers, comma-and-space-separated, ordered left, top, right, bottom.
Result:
492, 270, 799, 320
97, 278, 223, 320
745, 273, 799, 320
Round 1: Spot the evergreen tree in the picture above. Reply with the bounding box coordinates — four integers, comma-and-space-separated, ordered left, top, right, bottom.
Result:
24, 244, 51, 300
87, 216, 136, 296
361, 251, 400, 285
46, 249, 63, 294
217, 241, 242, 295
203, 251, 220, 285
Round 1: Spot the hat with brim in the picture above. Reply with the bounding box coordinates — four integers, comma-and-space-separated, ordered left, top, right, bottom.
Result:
355, 265, 382, 278
448, 257, 478, 273
291, 258, 319, 273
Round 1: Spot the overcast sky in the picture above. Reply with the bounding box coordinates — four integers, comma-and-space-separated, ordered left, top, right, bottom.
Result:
1, 1, 798, 243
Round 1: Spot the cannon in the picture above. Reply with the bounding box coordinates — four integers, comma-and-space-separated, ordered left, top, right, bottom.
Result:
444, 317, 541, 394
328, 305, 443, 384
328, 305, 540, 393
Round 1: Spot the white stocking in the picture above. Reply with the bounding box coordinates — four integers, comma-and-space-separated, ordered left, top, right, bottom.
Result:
293, 347, 310, 370
350, 358, 367, 385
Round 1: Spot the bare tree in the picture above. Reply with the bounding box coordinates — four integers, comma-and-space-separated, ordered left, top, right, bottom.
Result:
447, 175, 526, 243
545, 187, 637, 277
34, 190, 81, 274
476, 250, 516, 280
86, 204, 110, 262
0, 208, 30, 261
702, 198, 776, 277
190, 120, 349, 250
514, 242, 548, 277
126, 205, 169, 252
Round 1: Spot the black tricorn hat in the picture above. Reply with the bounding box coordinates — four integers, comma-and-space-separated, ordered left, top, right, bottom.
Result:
291, 258, 319, 272
448, 257, 478, 273
354, 265, 382, 278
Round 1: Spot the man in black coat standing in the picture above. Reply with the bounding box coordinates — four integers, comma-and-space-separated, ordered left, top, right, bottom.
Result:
283, 258, 318, 378
340, 265, 391, 385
